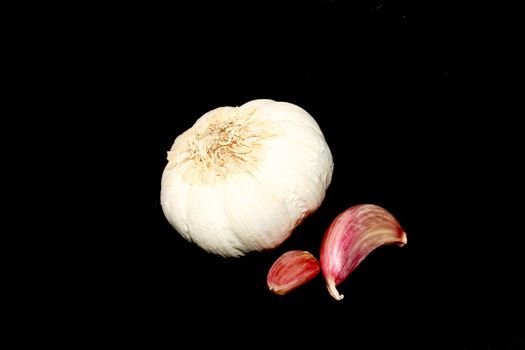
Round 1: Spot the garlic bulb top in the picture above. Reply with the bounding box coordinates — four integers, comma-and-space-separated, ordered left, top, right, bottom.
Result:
161, 99, 333, 257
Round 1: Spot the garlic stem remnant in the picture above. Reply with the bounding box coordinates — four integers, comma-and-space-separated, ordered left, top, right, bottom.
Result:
267, 250, 320, 295
161, 99, 333, 257
320, 204, 407, 300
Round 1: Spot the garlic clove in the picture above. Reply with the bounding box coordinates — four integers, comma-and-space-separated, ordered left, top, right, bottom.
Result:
267, 250, 321, 295
320, 204, 407, 301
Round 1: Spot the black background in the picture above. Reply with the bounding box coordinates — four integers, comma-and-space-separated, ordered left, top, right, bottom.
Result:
43, 1, 525, 348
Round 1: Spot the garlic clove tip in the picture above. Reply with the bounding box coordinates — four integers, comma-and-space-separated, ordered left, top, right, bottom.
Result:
326, 278, 344, 301
399, 232, 408, 246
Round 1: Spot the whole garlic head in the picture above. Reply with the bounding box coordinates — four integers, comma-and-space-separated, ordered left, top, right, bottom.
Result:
161, 99, 333, 257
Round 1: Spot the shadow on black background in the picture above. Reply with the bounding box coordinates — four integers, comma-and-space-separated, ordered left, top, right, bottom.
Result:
43, 1, 524, 348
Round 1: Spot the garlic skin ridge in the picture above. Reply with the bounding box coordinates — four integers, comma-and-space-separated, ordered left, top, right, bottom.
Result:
320, 204, 407, 300
161, 99, 334, 257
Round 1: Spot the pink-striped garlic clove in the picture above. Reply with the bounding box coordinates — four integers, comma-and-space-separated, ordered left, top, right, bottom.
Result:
267, 250, 321, 295
320, 204, 407, 301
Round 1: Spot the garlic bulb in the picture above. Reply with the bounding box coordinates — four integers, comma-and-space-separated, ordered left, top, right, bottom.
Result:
161, 99, 333, 257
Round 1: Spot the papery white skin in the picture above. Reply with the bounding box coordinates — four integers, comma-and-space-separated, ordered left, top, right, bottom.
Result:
161, 99, 334, 257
